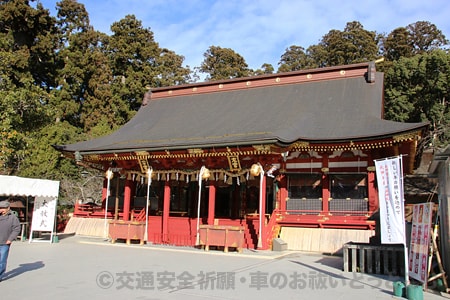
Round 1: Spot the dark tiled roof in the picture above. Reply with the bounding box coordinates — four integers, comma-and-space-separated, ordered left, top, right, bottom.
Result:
57, 70, 427, 154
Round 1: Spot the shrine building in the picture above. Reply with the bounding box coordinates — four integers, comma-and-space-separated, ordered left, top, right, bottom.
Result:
55, 61, 428, 252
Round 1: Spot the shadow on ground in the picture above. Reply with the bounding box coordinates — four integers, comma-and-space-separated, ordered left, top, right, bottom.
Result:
2, 261, 45, 280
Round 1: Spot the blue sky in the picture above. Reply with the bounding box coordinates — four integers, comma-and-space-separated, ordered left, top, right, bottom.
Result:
37, 0, 450, 71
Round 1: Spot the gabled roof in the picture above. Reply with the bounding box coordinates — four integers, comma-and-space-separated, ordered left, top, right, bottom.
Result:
56, 62, 428, 155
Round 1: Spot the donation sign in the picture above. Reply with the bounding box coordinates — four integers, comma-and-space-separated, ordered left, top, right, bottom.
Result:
409, 202, 433, 282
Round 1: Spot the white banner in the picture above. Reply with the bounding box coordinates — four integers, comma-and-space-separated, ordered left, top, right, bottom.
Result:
374, 156, 405, 244
31, 196, 57, 232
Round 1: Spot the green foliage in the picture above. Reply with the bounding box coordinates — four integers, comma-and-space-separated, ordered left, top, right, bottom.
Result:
0, 0, 192, 183
0, 81, 52, 174
381, 21, 448, 62
278, 46, 314, 72
384, 50, 450, 147
0, 0, 59, 89
253, 63, 274, 75
199, 45, 251, 80
17, 122, 85, 203
18, 122, 82, 179
278, 21, 380, 71
108, 15, 191, 111
310, 21, 380, 68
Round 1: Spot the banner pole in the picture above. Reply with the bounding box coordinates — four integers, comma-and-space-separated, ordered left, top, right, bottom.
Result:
104, 169, 113, 240
196, 166, 206, 246
145, 167, 152, 242
404, 243, 410, 286
399, 155, 410, 287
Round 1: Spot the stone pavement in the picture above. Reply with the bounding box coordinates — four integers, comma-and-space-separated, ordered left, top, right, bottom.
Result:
0, 234, 446, 300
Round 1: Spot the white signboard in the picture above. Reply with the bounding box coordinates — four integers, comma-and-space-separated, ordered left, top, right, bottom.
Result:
30, 196, 58, 243
374, 156, 406, 244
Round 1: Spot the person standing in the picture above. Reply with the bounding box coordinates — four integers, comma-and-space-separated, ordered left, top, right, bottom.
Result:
0, 200, 20, 281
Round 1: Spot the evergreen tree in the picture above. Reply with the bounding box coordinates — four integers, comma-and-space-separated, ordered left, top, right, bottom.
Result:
384, 50, 450, 147
199, 45, 251, 80
278, 45, 314, 72
0, 0, 56, 174
381, 21, 448, 62
108, 15, 190, 111
308, 21, 380, 67
253, 63, 274, 75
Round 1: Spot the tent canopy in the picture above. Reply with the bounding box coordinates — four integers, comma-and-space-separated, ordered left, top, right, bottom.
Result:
0, 175, 60, 198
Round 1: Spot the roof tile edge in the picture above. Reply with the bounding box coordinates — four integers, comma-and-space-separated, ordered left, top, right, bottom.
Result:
150, 62, 373, 100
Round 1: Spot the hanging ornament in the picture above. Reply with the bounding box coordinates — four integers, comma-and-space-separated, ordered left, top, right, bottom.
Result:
250, 164, 262, 176
201, 168, 210, 180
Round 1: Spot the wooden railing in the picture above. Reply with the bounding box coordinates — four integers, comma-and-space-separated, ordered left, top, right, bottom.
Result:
263, 209, 282, 250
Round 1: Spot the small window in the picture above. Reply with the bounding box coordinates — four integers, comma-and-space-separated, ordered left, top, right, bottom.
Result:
330, 174, 367, 199
288, 174, 322, 199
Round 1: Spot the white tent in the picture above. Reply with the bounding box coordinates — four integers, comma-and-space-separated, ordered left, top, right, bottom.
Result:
0, 175, 60, 243
0, 175, 60, 198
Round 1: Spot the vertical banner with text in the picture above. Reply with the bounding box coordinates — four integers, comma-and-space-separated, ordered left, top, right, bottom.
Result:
374, 156, 406, 244
409, 202, 433, 282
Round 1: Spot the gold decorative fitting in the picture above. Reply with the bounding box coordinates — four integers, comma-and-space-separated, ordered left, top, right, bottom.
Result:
289, 141, 310, 149
219, 84, 223, 89
187, 148, 204, 154
252, 145, 272, 152
393, 132, 417, 142
275, 77, 281, 83
168, 90, 173, 95
246, 81, 251, 86
192, 87, 197, 92
321, 167, 329, 173
135, 151, 149, 156
367, 166, 376, 172
306, 74, 312, 79
340, 70, 346, 75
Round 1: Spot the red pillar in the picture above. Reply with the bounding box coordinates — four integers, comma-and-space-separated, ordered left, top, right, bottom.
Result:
367, 171, 378, 212
162, 181, 170, 242
278, 175, 288, 211
101, 178, 108, 208
322, 153, 330, 213
322, 174, 330, 213
123, 179, 132, 221
207, 182, 216, 225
